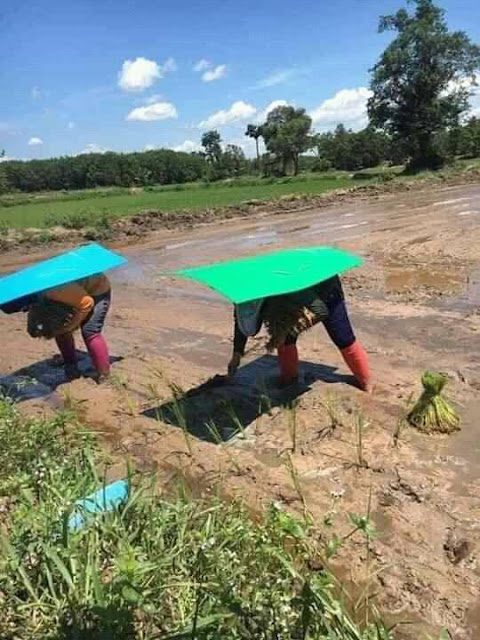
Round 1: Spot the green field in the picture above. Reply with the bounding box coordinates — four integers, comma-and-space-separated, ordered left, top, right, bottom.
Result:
0, 174, 368, 229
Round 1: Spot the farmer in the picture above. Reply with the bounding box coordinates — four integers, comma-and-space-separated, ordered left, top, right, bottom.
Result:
228, 274, 371, 392
1, 273, 112, 381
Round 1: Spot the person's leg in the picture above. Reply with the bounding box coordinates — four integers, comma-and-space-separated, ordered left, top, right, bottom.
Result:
277, 334, 299, 386
81, 292, 111, 379
55, 333, 80, 378
83, 333, 110, 377
323, 300, 371, 392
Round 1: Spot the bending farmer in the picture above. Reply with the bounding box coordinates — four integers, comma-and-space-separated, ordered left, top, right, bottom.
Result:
2, 274, 112, 381
228, 275, 371, 392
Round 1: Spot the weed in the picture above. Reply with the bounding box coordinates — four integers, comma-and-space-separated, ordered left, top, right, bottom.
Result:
284, 453, 310, 521
354, 411, 370, 469
319, 390, 343, 437
222, 400, 247, 440
109, 372, 128, 391
168, 383, 193, 456
393, 392, 414, 448
204, 421, 243, 474
0, 396, 395, 639
286, 399, 299, 453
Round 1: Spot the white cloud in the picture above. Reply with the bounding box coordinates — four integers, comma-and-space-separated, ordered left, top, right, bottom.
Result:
28, 136, 43, 146
202, 64, 227, 83
310, 87, 372, 131
144, 143, 156, 151
471, 91, 480, 117
118, 57, 161, 92
67, 121, 75, 130
0, 155, 16, 163
199, 100, 256, 128
31, 86, 41, 100
126, 101, 178, 122
256, 99, 289, 123
445, 74, 480, 118
78, 143, 109, 155
256, 69, 294, 89
193, 59, 210, 72
118, 57, 176, 93
172, 139, 202, 153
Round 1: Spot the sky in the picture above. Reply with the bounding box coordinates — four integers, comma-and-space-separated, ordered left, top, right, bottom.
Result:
1, 0, 480, 161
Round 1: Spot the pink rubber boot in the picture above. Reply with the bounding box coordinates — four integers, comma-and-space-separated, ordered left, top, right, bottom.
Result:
84, 333, 110, 380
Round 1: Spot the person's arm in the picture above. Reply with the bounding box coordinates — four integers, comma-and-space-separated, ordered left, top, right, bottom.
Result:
228, 309, 248, 376
45, 283, 94, 333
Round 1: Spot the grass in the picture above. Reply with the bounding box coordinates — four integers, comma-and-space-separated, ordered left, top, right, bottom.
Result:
0, 174, 366, 229
0, 395, 399, 639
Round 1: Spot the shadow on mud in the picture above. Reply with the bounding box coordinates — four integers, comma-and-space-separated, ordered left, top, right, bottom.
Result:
143, 355, 355, 443
0, 352, 123, 403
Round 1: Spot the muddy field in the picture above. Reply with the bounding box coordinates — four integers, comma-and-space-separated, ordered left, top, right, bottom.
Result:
1, 183, 480, 638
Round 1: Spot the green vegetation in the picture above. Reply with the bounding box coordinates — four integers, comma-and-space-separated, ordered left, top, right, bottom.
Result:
408, 371, 460, 433
368, 0, 480, 170
1, 1, 479, 200
0, 174, 361, 229
0, 396, 398, 639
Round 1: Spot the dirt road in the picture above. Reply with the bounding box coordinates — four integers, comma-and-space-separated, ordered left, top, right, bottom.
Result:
1, 183, 480, 638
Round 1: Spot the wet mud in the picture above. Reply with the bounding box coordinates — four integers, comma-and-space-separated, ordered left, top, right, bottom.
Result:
1, 183, 480, 638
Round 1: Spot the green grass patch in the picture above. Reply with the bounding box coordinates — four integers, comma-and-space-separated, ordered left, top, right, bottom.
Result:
0, 396, 397, 639
0, 175, 366, 229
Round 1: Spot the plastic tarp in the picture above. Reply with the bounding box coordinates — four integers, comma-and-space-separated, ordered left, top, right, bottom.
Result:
0, 243, 127, 306
173, 246, 363, 304
68, 480, 129, 531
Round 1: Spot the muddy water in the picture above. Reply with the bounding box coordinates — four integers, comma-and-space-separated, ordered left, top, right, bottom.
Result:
110, 183, 480, 310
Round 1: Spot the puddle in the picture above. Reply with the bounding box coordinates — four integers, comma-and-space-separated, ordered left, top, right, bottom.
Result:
385, 267, 464, 293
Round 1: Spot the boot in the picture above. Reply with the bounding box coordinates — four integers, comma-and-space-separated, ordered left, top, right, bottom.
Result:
340, 341, 371, 392
84, 333, 111, 380
277, 343, 299, 387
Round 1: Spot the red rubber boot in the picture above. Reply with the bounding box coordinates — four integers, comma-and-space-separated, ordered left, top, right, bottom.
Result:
277, 343, 299, 387
340, 341, 371, 392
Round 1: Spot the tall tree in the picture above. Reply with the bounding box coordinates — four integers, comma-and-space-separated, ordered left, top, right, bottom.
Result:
368, 0, 480, 171
245, 124, 262, 169
259, 106, 313, 175
222, 144, 247, 177
201, 130, 223, 165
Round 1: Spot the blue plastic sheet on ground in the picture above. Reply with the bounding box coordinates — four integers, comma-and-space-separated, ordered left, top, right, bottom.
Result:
0, 243, 127, 306
68, 479, 129, 531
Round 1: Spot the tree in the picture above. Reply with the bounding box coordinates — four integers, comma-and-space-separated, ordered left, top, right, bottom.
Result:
259, 106, 313, 175
201, 130, 223, 165
245, 124, 262, 169
368, 0, 480, 171
222, 144, 247, 177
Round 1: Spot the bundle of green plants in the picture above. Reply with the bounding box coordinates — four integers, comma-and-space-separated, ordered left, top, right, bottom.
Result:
262, 297, 317, 352
408, 371, 460, 434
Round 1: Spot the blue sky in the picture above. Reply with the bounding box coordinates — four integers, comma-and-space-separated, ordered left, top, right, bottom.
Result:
1, 0, 479, 160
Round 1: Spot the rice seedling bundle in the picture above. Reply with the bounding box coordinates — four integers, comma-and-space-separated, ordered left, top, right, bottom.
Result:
408, 371, 459, 434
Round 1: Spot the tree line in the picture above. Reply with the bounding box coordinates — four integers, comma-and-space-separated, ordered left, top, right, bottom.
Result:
1, 0, 479, 194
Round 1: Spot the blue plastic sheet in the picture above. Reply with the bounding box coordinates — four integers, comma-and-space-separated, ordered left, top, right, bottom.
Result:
68, 479, 129, 531
0, 243, 127, 306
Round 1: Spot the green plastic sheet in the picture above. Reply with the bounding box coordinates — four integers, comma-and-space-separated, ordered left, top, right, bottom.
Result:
173, 246, 363, 304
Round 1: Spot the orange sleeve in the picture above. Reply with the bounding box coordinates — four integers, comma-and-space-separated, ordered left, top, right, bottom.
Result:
46, 283, 94, 333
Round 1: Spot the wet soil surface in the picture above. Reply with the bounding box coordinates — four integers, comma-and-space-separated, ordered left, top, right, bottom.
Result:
1, 183, 480, 638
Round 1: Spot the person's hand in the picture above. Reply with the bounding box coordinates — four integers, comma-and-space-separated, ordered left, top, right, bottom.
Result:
228, 352, 242, 377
